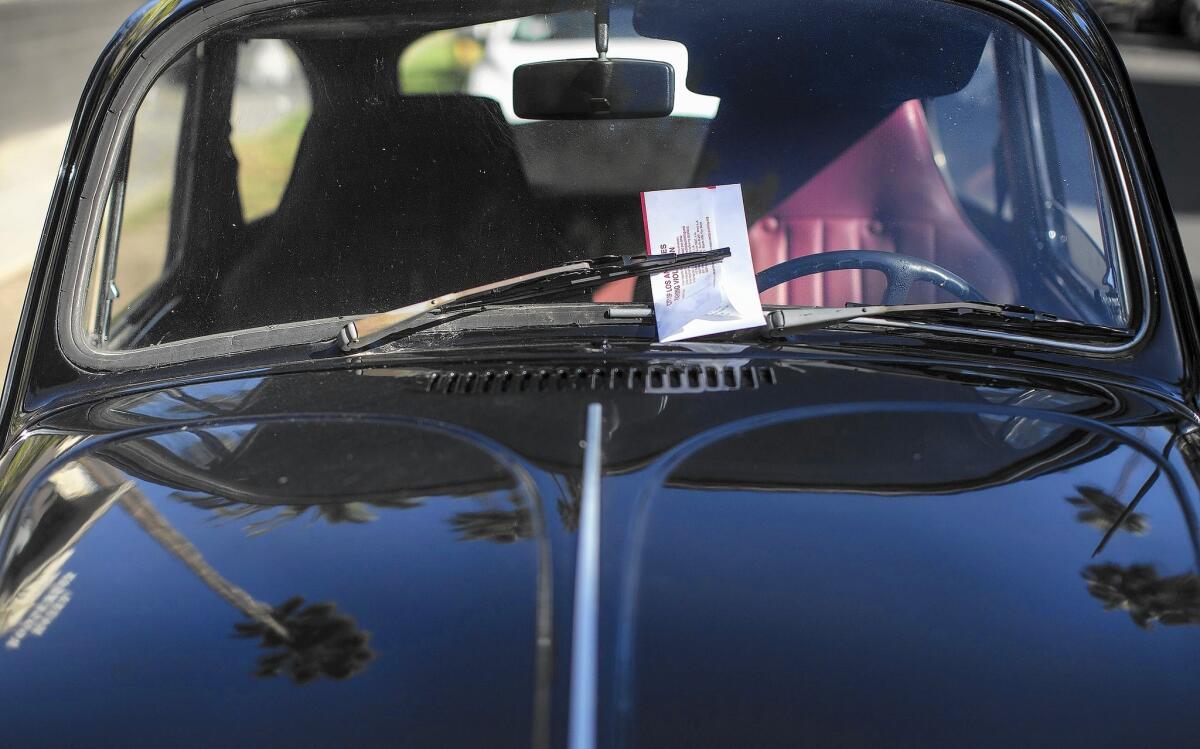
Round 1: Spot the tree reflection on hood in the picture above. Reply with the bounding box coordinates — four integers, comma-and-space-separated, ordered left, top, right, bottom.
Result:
235, 596, 376, 684
1066, 485, 1149, 535
1083, 563, 1200, 629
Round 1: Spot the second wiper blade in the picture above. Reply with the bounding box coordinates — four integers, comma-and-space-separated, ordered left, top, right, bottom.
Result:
339, 248, 730, 351
764, 302, 1130, 338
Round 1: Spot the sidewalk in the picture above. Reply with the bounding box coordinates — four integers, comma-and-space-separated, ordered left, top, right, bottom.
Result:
0, 123, 66, 276
0, 122, 68, 383
0, 272, 29, 382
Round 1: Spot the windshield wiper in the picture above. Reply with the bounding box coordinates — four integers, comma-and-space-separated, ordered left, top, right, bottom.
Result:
338, 248, 731, 351
763, 302, 1131, 339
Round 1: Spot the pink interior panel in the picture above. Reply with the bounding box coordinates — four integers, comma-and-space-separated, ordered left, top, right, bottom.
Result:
750, 100, 1016, 306
594, 100, 1016, 307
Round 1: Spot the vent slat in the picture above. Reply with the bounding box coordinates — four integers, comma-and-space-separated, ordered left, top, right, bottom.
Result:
426, 364, 776, 395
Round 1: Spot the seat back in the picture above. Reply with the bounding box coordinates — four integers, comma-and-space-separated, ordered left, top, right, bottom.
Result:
750, 100, 1015, 306
217, 40, 562, 330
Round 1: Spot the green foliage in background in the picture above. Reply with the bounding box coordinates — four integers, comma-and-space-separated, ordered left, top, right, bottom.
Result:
399, 30, 481, 94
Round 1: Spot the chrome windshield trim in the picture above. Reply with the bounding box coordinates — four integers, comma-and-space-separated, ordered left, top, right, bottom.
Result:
568, 403, 604, 749
56, 0, 1154, 371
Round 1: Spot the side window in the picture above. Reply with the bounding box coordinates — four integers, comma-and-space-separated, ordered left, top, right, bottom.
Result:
925, 34, 1122, 325
229, 40, 309, 222
87, 57, 188, 332
87, 40, 310, 346
925, 38, 1007, 219
1039, 56, 1116, 294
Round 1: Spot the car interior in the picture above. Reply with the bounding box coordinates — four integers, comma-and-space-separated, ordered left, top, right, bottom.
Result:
98, 0, 1121, 349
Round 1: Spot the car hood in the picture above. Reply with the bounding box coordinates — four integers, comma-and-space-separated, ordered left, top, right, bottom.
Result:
1, 356, 1199, 747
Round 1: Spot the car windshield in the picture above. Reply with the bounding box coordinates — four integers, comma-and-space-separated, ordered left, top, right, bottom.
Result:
81, 0, 1129, 352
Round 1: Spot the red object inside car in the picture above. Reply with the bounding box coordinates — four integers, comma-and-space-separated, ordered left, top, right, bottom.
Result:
596, 100, 1016, 307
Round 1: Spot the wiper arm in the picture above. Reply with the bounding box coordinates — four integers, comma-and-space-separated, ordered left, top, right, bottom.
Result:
764, 302, 1130, 338
338, 248, 730, 351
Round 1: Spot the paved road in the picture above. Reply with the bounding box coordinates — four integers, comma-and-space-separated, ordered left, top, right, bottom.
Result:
1116, 33, 1200, 278
0, 0, 139, 140
0, 0, 139, 281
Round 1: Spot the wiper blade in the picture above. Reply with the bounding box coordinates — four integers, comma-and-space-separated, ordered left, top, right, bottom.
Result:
764, 302, 1130, 338
339, 249, 730, 351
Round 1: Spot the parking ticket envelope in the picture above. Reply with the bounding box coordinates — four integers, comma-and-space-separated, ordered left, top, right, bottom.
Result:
641, 185, 765, 342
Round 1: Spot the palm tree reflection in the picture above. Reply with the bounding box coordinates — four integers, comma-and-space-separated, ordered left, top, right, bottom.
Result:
1066, 485, 1149, 535
119, 488, 376, 682
555, 474, 582, 533
1067, 441, 1200, 628
119, 488, 290, 641
179, 487, 537, 547
557, 496, 580, 534
446, 487, 535, 543
449, 507, 531, 543
176, 493, 413, 536
234, 596, 375, 684
1083, 563, 1200, 628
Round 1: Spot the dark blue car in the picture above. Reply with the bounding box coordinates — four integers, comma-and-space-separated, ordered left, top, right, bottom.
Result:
2, 0, 1198, 746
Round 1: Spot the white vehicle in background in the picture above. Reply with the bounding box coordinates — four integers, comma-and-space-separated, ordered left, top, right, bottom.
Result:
467, 8, 720, 122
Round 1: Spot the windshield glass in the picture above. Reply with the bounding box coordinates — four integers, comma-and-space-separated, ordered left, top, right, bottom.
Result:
81, 0, 1129, 351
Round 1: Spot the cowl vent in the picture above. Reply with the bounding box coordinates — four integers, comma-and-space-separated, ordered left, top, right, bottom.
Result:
425, 364, 777, 395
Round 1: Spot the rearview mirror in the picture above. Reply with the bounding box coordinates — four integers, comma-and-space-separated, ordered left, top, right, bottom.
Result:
513, 58, 675, 119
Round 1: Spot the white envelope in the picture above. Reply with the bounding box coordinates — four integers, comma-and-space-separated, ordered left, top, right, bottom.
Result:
642, 185, 766, 342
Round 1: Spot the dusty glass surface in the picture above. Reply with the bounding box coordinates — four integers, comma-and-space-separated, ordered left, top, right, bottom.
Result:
83, 0, 1129, 351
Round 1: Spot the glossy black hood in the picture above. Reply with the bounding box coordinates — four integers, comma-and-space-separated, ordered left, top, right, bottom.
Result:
2, 358, 1199, 747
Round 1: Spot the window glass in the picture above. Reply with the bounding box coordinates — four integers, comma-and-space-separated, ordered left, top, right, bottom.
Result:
106, 64, 187, 325
925, 34, 1121, 320
924, 37, 1006, 219
229, 40, 309, 222
87, 40, 311, 346
82, 0, 1130, 353
1043, 59, 1117, 294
